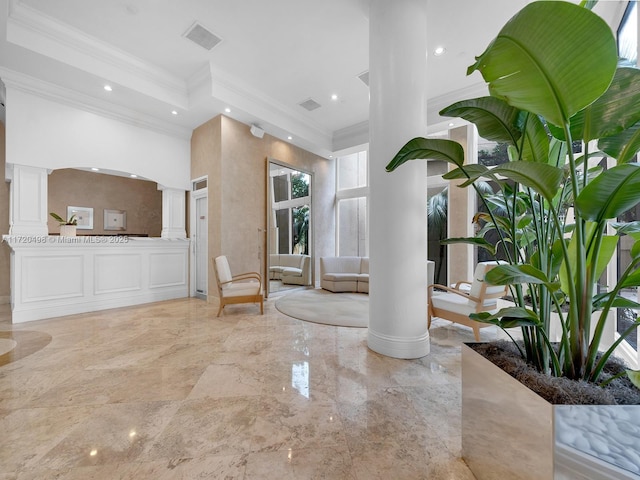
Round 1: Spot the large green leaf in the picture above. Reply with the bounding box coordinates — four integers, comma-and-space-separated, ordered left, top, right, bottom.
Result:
549, 68, 640, 142
593, 292, 640, 309
471, 307, 541, 328
489, 162, 564, 203
519, 112, 549, 163
593, 235, 618, 281
485, 264, 558, 290
468, 1, 617, 127
575, 163, 640, 221
442, 164, 491, 182
611, 221, 640, 235
559, 222, 614, 294
439, 96, 521, 144
443, 165, 504, 189
599, 121, 640, 165
622, 268, 640, 288
441, 237, 496, 255
386, 138, 463, 172
627, 370, 640, 389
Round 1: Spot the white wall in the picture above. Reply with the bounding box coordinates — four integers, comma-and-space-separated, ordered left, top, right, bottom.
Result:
5, 88, 190, 190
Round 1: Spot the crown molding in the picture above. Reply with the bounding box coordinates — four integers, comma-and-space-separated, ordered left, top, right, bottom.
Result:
206, 63, 333, 150
0, 68, 192, 140
7, 0, 189, 109
333, 120, 369, 152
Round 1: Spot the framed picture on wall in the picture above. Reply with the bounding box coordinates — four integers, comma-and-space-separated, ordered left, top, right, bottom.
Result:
104, 209, 127, 231
67, 206, 94, 230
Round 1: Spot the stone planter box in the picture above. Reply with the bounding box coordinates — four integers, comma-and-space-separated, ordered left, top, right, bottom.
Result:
461, 343, 639, 480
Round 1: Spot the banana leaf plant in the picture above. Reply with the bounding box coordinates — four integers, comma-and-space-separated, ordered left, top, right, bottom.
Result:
387, 1, 640, 386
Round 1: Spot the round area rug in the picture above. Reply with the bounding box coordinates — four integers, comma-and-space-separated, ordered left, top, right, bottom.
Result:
275, 288, 368, 328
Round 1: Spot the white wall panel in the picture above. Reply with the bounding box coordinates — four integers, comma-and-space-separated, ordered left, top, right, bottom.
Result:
149, 251, 187, 288
94, 254, 142, 294
22, 255, 84, 301
5, 237, 189, 323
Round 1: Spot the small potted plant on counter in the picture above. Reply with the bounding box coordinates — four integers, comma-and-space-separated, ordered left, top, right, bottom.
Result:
50, 212, 77, 237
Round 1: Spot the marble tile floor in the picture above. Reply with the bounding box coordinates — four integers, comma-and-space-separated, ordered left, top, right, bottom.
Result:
0, 297, 506, 479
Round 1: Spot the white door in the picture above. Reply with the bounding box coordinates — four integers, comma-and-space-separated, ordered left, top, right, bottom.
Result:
194, 195, 208, 299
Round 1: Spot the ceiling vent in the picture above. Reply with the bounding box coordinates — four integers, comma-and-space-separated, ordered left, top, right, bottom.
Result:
183, 22, 222, 51
299, 98, 321, 111
357, 70, 370, 87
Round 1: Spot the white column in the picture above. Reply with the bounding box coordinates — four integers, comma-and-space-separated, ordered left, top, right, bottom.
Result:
159, 186, 186, 239
368, 0, 429, 359
6, 164, 49, 236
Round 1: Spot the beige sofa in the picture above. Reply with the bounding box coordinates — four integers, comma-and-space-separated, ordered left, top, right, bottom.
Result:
320, 256, 369, 293
269, 254, 311, 286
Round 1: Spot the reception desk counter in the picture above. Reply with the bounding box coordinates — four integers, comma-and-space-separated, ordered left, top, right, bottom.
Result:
3, 235, 190, 323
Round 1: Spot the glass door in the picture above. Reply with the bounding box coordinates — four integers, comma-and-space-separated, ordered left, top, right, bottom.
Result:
266, 160, 313, 296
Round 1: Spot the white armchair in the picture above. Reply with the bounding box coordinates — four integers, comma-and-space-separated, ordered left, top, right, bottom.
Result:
213, 255, 263, 317
428, 261, 507, 340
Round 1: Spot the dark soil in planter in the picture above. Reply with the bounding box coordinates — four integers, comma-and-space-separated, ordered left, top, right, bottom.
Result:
471, 340, 640, 405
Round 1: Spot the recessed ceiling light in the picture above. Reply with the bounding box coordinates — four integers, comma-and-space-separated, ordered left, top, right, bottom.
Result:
225, 107, 231, 113
130, 174, 137, 178
171, 110, 178, 115
104, 85, 112, 92
434, 46, 446, 56
448, 122, 455, 127
287, 136, 293, 140
331, 94, 338, 101
91, 167, 100, 171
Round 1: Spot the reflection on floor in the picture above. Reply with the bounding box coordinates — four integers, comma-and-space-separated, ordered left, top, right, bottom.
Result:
268, 280, 306, 295
0, 298, 504, 479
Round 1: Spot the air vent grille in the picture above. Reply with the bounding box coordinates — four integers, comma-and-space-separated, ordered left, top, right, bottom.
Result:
299, 98, 322, 111
183, 22, 222, 51
357, 70, 370, 87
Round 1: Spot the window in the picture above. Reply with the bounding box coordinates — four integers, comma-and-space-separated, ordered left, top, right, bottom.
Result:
270, 167, 311, 255
336, 151, 368, 257
618, 1, 638, 67
338, 197, 367, 256
478, 139, 510, 166
337, 150, 367, 190
615, 1, 639, 365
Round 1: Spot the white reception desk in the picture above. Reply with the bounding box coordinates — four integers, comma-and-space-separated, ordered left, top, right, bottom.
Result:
3, 235, 190, 323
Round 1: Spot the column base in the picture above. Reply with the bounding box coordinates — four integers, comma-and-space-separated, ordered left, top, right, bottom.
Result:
367, 328, 430, 359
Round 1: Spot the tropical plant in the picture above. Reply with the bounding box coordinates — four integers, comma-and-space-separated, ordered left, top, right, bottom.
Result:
293, 205, 309, 255
49, 212, 77, 226
428, 182, 494, 283
387, 0, 640, 387
427, 187, 448, 283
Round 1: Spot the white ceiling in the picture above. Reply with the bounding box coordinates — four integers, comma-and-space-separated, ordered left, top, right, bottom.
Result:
0, 0, 630, 157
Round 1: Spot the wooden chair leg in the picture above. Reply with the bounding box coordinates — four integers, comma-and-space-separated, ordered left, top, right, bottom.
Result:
473, 326, 480, 341
259, 297, 264, 315
217, 300, 224, 317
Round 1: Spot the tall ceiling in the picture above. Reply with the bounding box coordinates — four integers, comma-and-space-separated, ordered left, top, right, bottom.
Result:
0, 0, 630, 157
